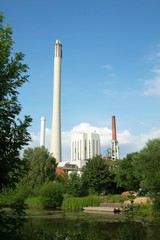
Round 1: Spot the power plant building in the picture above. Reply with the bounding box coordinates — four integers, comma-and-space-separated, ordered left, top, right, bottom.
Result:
71, 132, 100, 168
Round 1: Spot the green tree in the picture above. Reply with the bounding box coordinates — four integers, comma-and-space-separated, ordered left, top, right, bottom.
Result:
133, 138, 160, 211
0, 13, 32, 239
133, 138, 160, 194
81, 155, 112, 195
66, 171, 83, 197
0, 14, 32, 190
22, 146, 57, 188
114, 153, 140, 191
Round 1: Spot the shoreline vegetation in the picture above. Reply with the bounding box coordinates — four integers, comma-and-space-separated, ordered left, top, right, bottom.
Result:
1, 193, 159, 223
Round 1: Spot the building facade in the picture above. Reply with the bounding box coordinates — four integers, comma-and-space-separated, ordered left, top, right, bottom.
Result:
71, 132, 100, 168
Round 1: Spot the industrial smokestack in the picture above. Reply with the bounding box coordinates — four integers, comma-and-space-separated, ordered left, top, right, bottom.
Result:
111, 115, 119, 160
50, 40, 62, 163
112, 116, 117, 141
40, 116, 46, 147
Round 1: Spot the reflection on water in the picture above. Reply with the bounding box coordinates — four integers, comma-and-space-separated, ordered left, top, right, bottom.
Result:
21, 211, 160, 240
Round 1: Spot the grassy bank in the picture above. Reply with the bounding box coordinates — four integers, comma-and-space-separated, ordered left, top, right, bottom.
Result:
62, 194, 129, 210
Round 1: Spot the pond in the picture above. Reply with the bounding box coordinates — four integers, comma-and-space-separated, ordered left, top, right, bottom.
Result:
21, 210, 160, 240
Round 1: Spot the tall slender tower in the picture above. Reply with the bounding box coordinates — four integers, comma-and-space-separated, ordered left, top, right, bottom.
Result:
111, 116, 119, 160
50, 40, 62, 162
40, 116, 46, 147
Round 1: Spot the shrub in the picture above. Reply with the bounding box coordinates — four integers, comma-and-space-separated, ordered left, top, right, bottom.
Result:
0, 188, 27, 207
25, 197, 43, 208
40, 182, 64, 209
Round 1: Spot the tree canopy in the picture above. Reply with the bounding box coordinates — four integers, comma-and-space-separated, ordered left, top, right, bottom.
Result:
66, 172, 83, 197
114, 152, 140, 191
81, 155, 112, 195
22, 147, 57, 188
133, 138, 160, 195
0, 14, 32, 190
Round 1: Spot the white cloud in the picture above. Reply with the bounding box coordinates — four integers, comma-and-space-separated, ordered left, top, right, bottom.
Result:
104, 64, 112, 70
142, 66, 160, 95
27, 123, 160, 161
147, 51, 160, 61
28, 131, 40, 148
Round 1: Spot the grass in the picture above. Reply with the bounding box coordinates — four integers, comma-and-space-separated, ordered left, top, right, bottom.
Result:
100, 194, 128, 203
62, 196, 100, 210
62, 194, 129, 210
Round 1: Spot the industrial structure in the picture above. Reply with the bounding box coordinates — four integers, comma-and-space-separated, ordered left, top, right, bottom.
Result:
40, 116, 46, 147
50, 40, 62, 162
48, 40, 119, 165
110, 116, 119, 160
70, 132, 100, 168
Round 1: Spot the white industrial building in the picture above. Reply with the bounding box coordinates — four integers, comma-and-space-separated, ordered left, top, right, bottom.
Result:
71, 132, 100, 168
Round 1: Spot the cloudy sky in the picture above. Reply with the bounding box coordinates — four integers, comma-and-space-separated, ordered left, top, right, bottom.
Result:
2, 0, 160, 161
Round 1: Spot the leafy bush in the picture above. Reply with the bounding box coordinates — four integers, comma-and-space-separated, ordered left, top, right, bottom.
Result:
25, 197, 43, 208
0, 189, 22, 207
40, 183, 64, 208
0, 184, 34, 207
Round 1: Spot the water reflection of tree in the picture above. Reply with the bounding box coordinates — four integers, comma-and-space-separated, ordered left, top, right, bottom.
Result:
23, 218, 112, 240
21, 217, 160, 240
0, 202, 26, 240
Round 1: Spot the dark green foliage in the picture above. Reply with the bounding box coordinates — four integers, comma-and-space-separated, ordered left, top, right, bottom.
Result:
0, 14, 32, 190
153, 195, 160, 214
22, 147, 57, 188
66, 172, 83, 197
81, 155, 113, 195
0, 13, 32, 238
114, 152, 140, 191
0, 147, 57, 208
0, 185, 33, 207
40, 182, 64, 208
0, 202, 26, 239
133, 138, 160, 195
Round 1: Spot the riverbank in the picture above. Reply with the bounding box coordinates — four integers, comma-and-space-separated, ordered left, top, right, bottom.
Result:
25, 205, 160, 224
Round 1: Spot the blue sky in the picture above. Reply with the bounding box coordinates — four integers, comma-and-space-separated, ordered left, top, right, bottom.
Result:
1, 0, 160, 161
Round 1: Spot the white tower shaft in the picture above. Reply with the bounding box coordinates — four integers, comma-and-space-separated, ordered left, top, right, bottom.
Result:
50, 40, 62, 162
40, 116, 46, 147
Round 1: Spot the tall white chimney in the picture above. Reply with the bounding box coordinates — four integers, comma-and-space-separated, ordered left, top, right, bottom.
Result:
40, 116, 46, 147
50, 40, 62, 162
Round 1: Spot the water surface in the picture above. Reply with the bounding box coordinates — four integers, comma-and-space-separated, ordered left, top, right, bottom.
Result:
22, 210, 160, 240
